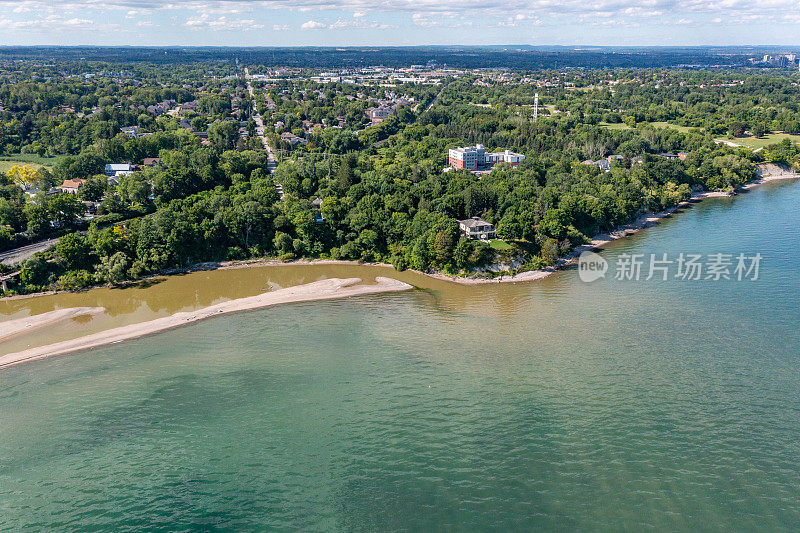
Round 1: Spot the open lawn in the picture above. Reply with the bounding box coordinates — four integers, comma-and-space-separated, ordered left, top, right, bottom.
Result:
489, 239, 514, 252
0, 160, 47, 174
601, 121, 698, 133
649, 121, 696, 133
715, 132, 800, 150
601, 121, 699, 133
0, 153, 65, 172
599, 122, 632, 130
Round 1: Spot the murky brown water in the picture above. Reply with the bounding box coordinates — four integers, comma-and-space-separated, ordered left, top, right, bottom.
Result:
3, 184, 800, 530
9, 185, 785, 357
0, 262, 573, 356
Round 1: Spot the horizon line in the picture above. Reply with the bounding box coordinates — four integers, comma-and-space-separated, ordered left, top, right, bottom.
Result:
1, 44, 800, 50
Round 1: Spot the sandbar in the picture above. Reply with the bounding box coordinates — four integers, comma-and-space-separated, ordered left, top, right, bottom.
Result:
0, 277, 412, 369
1, 307, 105, 342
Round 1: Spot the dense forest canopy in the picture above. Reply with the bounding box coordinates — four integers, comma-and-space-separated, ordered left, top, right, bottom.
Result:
1, 54, 799, 294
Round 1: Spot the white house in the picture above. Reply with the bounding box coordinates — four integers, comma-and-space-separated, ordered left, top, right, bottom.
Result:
105, 163, 135, 184
105, 163, 133, 176
458, 217, 497, 240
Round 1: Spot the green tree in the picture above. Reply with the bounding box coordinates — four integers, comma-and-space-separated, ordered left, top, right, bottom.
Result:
19, 255, 51, 287
47, 194, 84, 228
56, 233, 92, 270
208, 121, 239, 150
117, 172, 152, 207
96, 251, 130, 284
24, 202, 49, 235
337, 155, 355, 190
752, 123, 768, 138
78, 175, 108, 202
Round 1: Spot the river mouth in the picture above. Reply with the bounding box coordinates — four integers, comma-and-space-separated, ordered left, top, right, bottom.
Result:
0, 261, 574, 357
1, 180, 797, 358
1, 180, 799, 530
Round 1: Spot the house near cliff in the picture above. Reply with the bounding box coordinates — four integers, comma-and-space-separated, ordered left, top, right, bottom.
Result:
458, 217, 496, 240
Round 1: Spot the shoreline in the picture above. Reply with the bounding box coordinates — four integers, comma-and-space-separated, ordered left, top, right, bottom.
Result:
0, 306, 105, 342
420, 171, 800, 285
1, 171, 797, 300
0, 277, 413, 370
0, 171, 796, 367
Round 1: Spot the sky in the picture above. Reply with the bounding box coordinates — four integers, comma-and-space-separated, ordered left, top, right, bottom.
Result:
0, 0, 799, 47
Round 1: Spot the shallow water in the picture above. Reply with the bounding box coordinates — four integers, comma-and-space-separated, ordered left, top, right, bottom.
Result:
1, 180, 799, 530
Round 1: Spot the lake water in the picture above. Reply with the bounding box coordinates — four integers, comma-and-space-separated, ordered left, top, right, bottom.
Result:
1, 180, 799, 530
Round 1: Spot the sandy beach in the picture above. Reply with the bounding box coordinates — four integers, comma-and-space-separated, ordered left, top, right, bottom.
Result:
0, 277, 412, 369
0, 168, 797, 368
1, 306, 105, 342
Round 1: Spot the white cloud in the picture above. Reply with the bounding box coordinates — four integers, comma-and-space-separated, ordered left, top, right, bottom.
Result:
0, 0, 793, 29
329, 18, 356, 28
18, 0, 797, 16
273, 23, 289, 30
126, 8, 154, 18
12, 2, 34, 13
185, 14, 264, 31
0, 0, 799, 41
64, 17, 92, 26
411, 13, 440, 27
0, 14, 94, 30
328, 17, 393, 29
0, 0, 790, 20
498, 14, 541, 27
301, 20, 326, 29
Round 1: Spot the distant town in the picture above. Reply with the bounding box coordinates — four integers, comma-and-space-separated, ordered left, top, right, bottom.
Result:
0, 47, 799, 294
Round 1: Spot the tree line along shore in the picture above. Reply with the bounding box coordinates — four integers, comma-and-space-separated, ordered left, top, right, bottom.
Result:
1, 62, 799, 297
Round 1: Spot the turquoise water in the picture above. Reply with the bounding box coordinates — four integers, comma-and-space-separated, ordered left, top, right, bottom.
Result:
1, 181, 800, 530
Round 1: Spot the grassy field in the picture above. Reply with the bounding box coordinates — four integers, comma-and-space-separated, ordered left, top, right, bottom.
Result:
489, 239, 514, 252
649, 121, 696, 133
0, 154, 65, 173
714, 132, 800, 150
599, 122, 632, 130
601, 121, 696, 133
0, 160, 48, 174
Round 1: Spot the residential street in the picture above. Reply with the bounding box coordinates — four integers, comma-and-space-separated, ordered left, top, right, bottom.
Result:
244, 67, 278, 175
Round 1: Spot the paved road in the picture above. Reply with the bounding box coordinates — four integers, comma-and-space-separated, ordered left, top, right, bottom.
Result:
0, 237, 59, 266
242, 70, 451, 180
244, 68, 278, 175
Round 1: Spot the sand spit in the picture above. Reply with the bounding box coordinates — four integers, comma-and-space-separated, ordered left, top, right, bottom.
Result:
0, 277, 412, 369
1, 307, 105, 342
